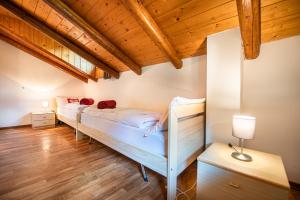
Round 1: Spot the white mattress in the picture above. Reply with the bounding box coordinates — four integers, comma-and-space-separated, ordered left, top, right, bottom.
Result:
81, 112, 167, 156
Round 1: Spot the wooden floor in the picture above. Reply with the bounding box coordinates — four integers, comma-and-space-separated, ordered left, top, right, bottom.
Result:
0, 125, 196, 200
0, 125, 299, 200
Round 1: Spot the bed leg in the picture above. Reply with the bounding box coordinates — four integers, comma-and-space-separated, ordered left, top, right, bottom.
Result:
167, 170, 177, 200
76, 129, 84, 141
89, 137, 93, 144
140, 164, 148, 182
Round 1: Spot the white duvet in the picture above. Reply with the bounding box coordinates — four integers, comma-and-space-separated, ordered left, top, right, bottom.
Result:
82, 107, 161, 129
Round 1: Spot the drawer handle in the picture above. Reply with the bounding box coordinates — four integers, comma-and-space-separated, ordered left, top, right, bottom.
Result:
229, 182, 240, 189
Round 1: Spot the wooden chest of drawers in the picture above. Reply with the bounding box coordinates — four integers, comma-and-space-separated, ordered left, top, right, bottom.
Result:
197, 143, 290, 200
31, 112, 55, 129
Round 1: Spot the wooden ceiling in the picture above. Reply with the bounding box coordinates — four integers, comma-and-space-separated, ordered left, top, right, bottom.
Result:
0, 0, 299, 81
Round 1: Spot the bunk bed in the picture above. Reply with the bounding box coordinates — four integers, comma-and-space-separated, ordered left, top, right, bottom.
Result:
76, 97, 206, 200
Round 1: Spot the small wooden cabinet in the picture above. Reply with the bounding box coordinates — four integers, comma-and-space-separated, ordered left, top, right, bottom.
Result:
197, 143, 290, 200
31, 111, 55, 129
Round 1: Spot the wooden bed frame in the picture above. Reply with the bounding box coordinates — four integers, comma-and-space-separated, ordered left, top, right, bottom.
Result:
76, 101, 206, 200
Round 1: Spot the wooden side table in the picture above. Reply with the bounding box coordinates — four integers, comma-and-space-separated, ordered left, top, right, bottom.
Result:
197, 142, 290, 200
31, 111, 55, 129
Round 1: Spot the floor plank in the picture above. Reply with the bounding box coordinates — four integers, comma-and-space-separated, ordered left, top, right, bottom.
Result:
0, 125, 298, 200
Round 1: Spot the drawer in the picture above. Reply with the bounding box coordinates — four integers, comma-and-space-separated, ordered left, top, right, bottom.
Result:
32, 113, 55, 121
197, 162, 289, 200
32, 119, 55, 128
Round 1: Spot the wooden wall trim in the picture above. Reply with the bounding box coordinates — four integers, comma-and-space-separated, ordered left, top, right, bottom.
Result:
236, 0, 261, 59
0, 124, 32, 130
123, 0, 182, 69
0, 31, 89, 83
0, 0, 120, 78
94, 68, 105, 79
290, 181, 300, 191
44, 0, 142, 75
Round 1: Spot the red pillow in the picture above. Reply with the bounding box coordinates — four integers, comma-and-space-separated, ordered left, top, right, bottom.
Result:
80, 98, 94, 105
67, 98, 79, 103
97, 100, 116, 109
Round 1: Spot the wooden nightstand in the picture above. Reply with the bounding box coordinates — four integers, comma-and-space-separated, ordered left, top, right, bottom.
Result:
31, 111, 55, 129
197, 143, 290, 200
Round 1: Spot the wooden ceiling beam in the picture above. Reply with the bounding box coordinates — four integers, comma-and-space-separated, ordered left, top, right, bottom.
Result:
0, 28, 89, 83
236, 0, 261, 59
123, 0, 182, 69
44, 0, 142, 75
0, 0, 120, 78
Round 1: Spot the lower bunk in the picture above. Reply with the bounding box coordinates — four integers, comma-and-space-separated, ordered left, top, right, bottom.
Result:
77, 98, 206, 200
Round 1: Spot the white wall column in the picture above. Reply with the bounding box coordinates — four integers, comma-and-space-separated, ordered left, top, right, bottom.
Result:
206, 28, 242, 144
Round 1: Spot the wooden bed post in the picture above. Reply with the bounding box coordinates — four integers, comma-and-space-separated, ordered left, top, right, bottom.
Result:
167, 100, 206, 199
76, 113, 84, 141
167, 104, 178, 200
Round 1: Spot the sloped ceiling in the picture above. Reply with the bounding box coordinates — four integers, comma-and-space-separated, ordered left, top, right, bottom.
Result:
0, 0, 299, 79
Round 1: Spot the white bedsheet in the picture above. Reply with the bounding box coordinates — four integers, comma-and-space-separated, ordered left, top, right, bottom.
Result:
81, 112, 167, 156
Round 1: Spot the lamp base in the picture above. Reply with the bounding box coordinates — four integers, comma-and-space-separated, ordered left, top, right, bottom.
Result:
231, 152, 252, 162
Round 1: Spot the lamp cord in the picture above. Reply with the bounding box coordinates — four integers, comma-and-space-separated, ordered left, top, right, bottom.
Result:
228, 143, 239, 152
175, 182, 197, 200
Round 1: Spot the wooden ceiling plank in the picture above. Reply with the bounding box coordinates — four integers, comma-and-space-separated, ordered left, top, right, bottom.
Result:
77, 0, 116, 27
123, 0, 182, 69
43, 0, 142, 75
261, 0, 300, 23
262, 13, 300, 43
152, 0, 233, 29
46, 10, 63, 29
5, 0, 299, 70
64, 0, 96, 19
144, 0, 191, 18
34, 0, 51, 21
22, 0, 38, 14
0, 32, 88, 82
0, 0, 120, 78
236, 0, 261, 59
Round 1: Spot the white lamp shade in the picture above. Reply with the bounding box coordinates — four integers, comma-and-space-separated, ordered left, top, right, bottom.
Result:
42, 101, 49, 108
232, 115, 256, 139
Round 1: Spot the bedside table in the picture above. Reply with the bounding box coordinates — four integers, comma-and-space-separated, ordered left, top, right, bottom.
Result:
31, 111, 55, 129
197, 143, 290, 200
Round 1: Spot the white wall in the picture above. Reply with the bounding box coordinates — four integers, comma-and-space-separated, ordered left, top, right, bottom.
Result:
84, 56, 206, 112
242, 36, 300, 183
206, 29, 242, 144
0, 40, 85, 127
206, 29, 300, 183
0, 39, 206, 125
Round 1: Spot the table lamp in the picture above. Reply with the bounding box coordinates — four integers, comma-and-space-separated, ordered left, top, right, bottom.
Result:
231, 115, 256, 162
42, 100, 49, 112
